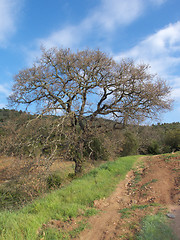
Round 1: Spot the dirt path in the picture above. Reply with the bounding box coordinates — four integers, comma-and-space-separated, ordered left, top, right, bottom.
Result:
79, 171, 134, 240
78, 154, 180, 240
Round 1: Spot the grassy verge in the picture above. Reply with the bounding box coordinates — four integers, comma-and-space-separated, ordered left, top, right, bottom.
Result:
0, 159, 76, 211
0, 155, 139, 240
136, 214, 178, 240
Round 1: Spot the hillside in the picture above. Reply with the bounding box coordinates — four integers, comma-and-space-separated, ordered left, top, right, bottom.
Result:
0, 108, 180, 159
0, 108, 26, 122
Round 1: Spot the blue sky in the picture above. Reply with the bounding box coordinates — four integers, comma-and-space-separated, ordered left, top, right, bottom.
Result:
0, 0, 180, 123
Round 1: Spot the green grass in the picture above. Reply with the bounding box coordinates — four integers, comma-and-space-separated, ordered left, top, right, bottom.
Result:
119, 203, 159, 219
136, 214, 178, 240
38, 220, 88, 240
140, 179, 158, 190
0, 155, 139, 240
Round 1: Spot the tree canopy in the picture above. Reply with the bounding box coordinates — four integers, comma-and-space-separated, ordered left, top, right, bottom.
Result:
9, 48, 172, 125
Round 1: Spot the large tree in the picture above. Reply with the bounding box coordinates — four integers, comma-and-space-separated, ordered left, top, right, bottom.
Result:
9, 48, 172, 173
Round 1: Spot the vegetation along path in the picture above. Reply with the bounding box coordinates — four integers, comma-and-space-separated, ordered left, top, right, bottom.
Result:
0, 153, 179, 239
77, 153, 180, 239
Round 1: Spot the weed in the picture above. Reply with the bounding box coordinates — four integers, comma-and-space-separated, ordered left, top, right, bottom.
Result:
119, 208, 131, 218
142, 193, 147, 197
129, 221, 140, 231
164, 154, 172, 163
136, 214, 178, 240
129, 169, 142, 192
131, 204, 149, 210
172, 168, 180, 172
134, 171, 142, 183
140, 179, 158, 190
151, 178, 158, 183
84, 208, 98, 217
139, 162, 145, 169
68, 172, 77, 179
69, 220, 88, 238
39, 228, 70, 240
120, 204, 160, 219
0, 186, 31, 211
46, 173, 62, 189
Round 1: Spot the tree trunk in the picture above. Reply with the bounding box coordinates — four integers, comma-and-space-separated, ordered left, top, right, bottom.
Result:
74, 158, 83, 175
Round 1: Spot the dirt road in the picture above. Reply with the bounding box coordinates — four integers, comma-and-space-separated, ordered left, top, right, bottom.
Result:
78, 154, 180, 239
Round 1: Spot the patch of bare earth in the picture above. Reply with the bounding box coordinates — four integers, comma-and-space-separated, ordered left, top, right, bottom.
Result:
74, 153, 180, 240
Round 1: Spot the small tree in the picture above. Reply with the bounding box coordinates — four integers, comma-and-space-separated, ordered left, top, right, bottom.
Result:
121, 130, 139, 156
9, 47, 172, 173
164, 129, 180, 152
147, 140, 161, 155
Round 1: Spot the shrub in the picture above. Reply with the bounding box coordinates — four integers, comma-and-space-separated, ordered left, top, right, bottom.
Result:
164, 129, 180, 152
0, 188, 29, 210
46, 173, 62, 189
147, 141, 160, 155
84, 137, 108, 161
121, 131, 139, 156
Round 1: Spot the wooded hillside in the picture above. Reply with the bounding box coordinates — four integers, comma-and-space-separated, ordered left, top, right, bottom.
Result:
0, 108, 179, 160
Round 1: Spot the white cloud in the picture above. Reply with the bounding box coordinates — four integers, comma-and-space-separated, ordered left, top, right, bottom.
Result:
115, 21, 180, 74
36, 0, 150, 49
27, 0, 167, 64
114, 21, 180, 103
39, 26, 82, 49
0, 0, 23, 46
90, 0, 144, 31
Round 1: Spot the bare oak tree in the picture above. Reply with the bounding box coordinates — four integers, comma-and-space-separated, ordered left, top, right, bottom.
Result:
9, 48, 172, 173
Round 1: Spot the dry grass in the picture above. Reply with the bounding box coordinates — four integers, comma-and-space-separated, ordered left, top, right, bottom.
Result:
0, 155, 107, 210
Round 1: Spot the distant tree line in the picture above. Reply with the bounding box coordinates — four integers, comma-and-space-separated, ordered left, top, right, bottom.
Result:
0, 108, 25, 122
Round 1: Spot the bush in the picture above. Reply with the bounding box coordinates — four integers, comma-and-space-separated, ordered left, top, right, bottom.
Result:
121, 131, 139, 156
46, 173, 62, 189
84, 137, 108, 161
147, 141, 160, 155
0, 188, 29, 210
164, 129, 180, 152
